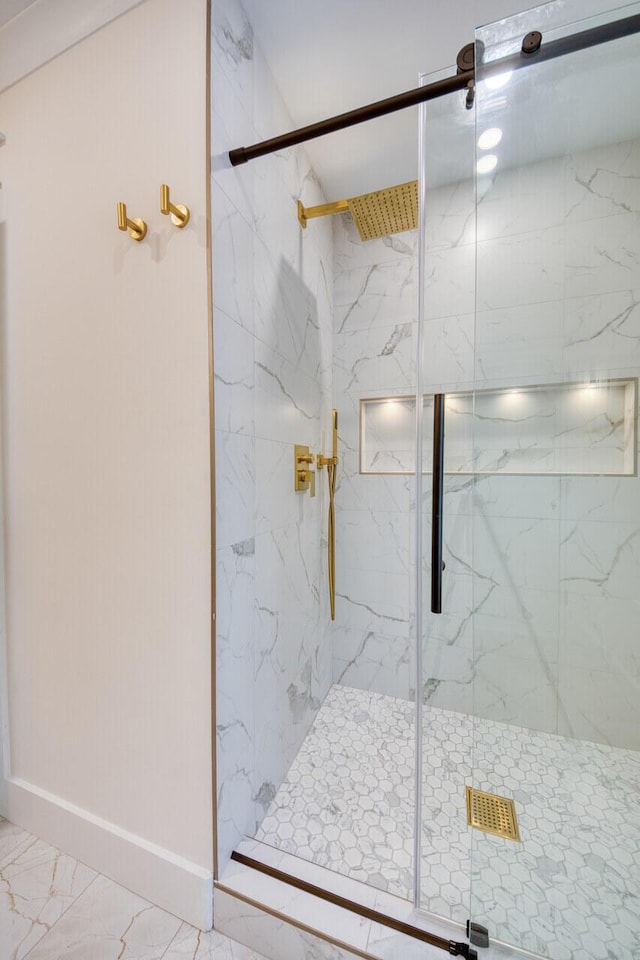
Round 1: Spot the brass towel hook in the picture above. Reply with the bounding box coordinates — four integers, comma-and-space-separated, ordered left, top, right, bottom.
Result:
160, 184, 190, 228
117, 202, 147, 241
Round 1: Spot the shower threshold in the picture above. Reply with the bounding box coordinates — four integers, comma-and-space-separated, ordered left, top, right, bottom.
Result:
221, 835, 478, 959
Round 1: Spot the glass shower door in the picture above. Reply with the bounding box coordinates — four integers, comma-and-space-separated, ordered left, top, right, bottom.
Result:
467, 3, 640, 957
416, 64, 477, 935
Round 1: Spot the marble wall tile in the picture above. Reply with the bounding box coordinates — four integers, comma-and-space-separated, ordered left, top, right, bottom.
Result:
334, 219, 417, 273
211, 0, 254, 109
338, 510, 410, 577
424, 178, 475, 251
214, 309, 255, 436
564, 212, 640, 300
332, 629, 413, 700
559, 474, 640, 524
212, 0, 334, 870
212, 184, 255, 333
215, 431, 255, 550
337, 566, 409, 635
474, 516, 560, 593
423, 242, 476, 320
475, 301, 564, 384
476, 225, 565, 312
252, 243, 323, 383
476, 155, 566, 241
564, 138, 640, 223
333, 321, 416, 396
559, 519, 640, 600
331, 137, 640, 752
254, 338, 321, 445
557, 665, 640, 750
473, 650, 559, 733
563, 287, 640, 377
211, 48, 253, 160
333, 258, 416, 334
559, 593, 639, 675
216, 542, 256, 866
421, 313, 475, 387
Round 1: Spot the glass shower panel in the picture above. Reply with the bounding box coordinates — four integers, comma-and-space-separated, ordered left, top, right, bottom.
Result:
417, 66, 477, 933
240, 96, 421, 899
469, 3, 640, 957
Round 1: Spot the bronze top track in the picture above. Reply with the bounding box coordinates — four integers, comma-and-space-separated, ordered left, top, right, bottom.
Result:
228, 11, 640, 167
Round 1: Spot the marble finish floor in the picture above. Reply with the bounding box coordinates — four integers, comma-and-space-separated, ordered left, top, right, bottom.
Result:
255, 684, 640, 960
0, 817, 267, 960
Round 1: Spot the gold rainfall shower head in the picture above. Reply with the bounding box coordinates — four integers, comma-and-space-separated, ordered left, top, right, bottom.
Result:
297, 180, 418, 241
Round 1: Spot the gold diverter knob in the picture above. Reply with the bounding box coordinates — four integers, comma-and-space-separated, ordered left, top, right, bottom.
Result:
294, 445, 315, 498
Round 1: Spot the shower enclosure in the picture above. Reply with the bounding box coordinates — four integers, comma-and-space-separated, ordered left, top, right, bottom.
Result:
213, 1, 640, 957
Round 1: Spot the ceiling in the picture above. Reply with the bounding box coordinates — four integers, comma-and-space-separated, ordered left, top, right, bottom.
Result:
241, 0, 640, 199
0, 0, 38, 30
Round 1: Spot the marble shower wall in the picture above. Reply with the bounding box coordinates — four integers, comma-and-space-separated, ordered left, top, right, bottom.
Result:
211, 0, 334, 869
426, 138, 640, 750
332, 219, 417, 700
333, 138, 640, 751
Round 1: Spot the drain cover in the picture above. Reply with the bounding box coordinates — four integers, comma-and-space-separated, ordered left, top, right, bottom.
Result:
466, 786, 520, 841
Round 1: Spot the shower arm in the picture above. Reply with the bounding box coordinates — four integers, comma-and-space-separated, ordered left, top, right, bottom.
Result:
228, 12, 640, 167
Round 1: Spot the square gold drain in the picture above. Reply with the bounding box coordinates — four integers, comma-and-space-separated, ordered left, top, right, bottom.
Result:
466, 786, 520, 841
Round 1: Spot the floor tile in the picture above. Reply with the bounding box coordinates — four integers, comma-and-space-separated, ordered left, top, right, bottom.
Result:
22, 873, 182, 960
0, 818, 33, 864
163, 923, 269, 959
0, 835, 96, 960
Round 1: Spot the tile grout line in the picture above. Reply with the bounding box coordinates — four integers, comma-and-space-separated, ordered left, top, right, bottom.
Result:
19, 866, 101, 960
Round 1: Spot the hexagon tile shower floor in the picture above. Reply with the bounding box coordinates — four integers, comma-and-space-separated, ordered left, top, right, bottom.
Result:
256, 684, 640, 956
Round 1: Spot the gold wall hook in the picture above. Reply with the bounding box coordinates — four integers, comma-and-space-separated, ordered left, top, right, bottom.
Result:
117, 202, 147, 241
160, 184, 190, 228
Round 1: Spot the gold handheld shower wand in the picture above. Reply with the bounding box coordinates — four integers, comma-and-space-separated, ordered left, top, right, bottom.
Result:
317, 409, 338, 621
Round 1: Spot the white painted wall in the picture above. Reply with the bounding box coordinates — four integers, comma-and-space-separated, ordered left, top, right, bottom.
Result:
0, 0, 146, 93
0, 0, 213, 928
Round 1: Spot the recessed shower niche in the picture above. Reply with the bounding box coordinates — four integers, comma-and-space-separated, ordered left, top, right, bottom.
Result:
360, 378, 637, 475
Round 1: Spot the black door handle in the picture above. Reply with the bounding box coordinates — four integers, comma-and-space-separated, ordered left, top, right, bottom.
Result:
431, 394, 445, 614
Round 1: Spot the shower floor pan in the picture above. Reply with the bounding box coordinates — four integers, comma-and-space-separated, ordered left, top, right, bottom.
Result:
255, 684, 640, 959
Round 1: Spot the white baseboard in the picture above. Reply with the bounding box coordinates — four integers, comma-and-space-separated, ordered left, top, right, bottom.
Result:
5, 776, 213, 930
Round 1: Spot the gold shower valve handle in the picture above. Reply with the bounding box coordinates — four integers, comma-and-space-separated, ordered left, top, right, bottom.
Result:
117, 202, 147, 241
294, 445, 316, 497
160, 184, 190, 228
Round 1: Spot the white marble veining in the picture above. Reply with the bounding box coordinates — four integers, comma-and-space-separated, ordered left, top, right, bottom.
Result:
211, 0, 335, 873
331, 136, 640, 750
255, 684, 640, 960
0, 830, 96, 960
0, 817, 268, 960
163, 924, 268, 959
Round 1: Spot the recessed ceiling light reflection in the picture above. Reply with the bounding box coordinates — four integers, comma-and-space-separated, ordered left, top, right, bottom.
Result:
477, 154, 498, 174
478, 127, 502, 150
485, 70, 512, 91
